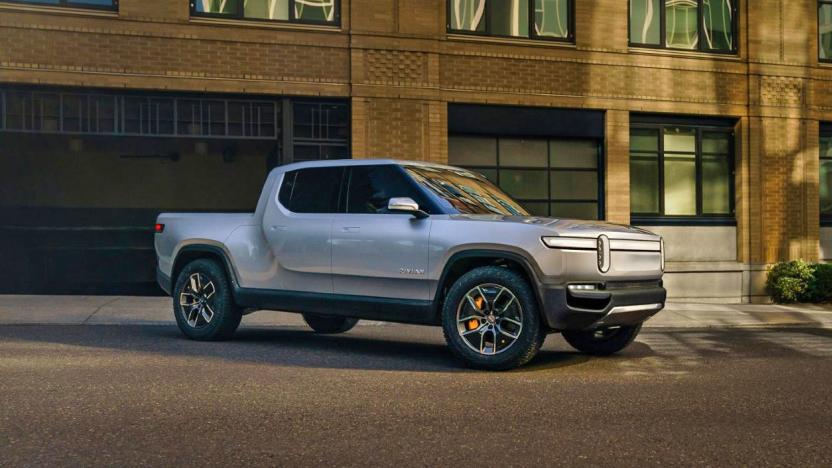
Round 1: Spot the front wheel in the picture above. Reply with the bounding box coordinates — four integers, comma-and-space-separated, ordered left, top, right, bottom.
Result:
302, 313, 358, 334
173, 259, 242, 341
562, 324, 642, 356
441, 266, 546, 371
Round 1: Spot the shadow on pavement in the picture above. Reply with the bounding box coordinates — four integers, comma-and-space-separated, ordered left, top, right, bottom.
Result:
1, 324, 831, 373
0, 324, 588, 373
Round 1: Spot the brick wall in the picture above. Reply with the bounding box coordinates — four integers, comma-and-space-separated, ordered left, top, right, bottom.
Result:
605, 110, 630, 225
0, 0, 829, 276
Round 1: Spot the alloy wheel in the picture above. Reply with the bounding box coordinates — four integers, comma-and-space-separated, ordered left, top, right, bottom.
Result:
179, 273, 216, 329
456, 283, 523, 355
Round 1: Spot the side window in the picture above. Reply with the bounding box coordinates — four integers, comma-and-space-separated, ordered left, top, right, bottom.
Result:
346, 165, 431, 214
277, 171, 296, 208
279, 167, 343, 213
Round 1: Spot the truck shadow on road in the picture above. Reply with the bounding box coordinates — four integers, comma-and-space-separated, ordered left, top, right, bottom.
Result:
1, 324, 830, 373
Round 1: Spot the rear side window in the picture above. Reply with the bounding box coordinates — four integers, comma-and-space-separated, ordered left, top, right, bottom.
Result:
346, 165, 433, 214
278, 167, 343, 213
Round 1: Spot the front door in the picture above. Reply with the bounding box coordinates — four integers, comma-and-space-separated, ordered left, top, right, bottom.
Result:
331, 165, 432, 300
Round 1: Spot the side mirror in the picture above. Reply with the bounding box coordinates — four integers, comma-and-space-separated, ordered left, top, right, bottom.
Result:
388, 197, 429, 219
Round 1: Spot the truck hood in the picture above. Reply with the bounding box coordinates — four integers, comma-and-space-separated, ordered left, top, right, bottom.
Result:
448, 215, 660, 241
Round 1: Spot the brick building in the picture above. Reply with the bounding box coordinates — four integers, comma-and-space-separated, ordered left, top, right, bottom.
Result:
0, 0, 829, 302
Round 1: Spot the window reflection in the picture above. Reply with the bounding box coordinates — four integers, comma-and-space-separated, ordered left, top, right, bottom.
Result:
449, 135, 601, 219
449, 0, 571, 41
630, 124, 734, 219
820, 2, 832, 61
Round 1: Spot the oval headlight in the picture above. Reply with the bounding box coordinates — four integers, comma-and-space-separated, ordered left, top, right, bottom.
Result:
597, 234, 610, 273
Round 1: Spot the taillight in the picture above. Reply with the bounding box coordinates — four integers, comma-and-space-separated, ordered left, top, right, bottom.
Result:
155, 223, 165, 233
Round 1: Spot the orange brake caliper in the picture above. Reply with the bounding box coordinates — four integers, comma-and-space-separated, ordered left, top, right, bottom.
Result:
466, 296, 485, 330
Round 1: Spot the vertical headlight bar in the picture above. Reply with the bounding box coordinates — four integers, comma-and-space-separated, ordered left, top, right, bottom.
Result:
597, 234, 610, 273
660, 237, 665, 272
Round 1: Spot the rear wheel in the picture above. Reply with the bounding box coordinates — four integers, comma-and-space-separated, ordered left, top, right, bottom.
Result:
302, 313, 358, 334
173, 259, 242, 341
562, 324, 642, 355
441, 266, 546, 371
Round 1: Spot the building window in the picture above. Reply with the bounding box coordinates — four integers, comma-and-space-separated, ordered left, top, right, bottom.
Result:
629, 0, 736, 53
447, 0, 573, 41
0, 89, 280, 139
821, 130, 832, 224
292, 102, 349, 162
821, 1, 832, 61
630, 122, 734, 224
449, 135, 601, 219
0, 0, 117, 9
191, 0, 339, 25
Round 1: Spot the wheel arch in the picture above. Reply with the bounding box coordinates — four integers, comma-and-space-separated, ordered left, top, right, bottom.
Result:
171, 244, 240, 298
434, 249, 545, 321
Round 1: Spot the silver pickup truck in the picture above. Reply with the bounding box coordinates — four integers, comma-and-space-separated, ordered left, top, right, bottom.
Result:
155, 159, 666, 370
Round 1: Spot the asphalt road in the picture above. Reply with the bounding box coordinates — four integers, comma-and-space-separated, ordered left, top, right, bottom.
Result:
1, 322, 831, 467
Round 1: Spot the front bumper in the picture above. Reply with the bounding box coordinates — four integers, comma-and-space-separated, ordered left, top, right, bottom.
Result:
540, 282, 666, 331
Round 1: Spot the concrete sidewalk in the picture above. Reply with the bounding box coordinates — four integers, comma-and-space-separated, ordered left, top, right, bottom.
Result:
0, 295, 831, 329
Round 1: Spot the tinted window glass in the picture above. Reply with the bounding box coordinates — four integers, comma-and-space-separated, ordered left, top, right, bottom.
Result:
404, 166, 528, 216
281, 167, 343, 213
278, 171, 296, 208
347, 165, 431, 214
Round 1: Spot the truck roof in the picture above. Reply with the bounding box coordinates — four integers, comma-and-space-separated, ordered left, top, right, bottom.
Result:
272, 158, 459, 174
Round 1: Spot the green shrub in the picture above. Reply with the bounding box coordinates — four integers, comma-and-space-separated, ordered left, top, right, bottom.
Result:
809, 263, 832, 302
766, 260, 815, 303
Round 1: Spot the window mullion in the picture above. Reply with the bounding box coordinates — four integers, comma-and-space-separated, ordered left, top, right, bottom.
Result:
569, 0, 575, 40
697, 0, 705, 52
546, 136, 552, 217
658, 125, 665, 216
485, 0, 492, 36
695, 127, 703, 216
660, 0, 667, 48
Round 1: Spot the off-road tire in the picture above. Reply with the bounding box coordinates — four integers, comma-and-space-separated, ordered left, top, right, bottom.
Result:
173, 258, 242, 341
441, 266, 546, 371
302, 313, 359, 334
562, 323, 642, 355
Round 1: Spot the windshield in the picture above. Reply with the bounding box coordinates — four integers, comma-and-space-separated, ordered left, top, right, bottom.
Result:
403, 165, 529, 216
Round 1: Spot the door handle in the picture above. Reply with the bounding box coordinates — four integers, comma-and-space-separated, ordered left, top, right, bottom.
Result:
340, 226, 360, 232
270, 225, 288, 232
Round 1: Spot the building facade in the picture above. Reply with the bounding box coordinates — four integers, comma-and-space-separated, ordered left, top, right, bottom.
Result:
0, 0, 830, 301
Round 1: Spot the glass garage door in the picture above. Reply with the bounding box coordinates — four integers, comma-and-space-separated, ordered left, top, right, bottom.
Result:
448, 135, 602, 219
0, 87, 348, 294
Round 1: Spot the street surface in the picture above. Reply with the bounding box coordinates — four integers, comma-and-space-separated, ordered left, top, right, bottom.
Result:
1, 321, 831, 466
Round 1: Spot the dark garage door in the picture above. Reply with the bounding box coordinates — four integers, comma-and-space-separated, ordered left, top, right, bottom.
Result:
0, 87, 349, 295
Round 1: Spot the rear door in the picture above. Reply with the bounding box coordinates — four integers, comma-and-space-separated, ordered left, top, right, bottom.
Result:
263, 166, 344, 293
331, 165, 432, 300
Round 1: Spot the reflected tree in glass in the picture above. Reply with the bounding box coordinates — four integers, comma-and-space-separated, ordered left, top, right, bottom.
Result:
821, 3, 832, 61
702, 0, 733, 51
197, 0, 239, 14
450, 0, 486, 31
490, 0, 529, 37
666, 0, 698, 49
295, 0, 336, 22
630, 0, 661, 45
534, 0, 569, 38
244, 0, 289, 20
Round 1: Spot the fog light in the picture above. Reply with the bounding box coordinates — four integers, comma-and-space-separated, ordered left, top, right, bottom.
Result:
568, 284, 597, 291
